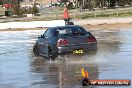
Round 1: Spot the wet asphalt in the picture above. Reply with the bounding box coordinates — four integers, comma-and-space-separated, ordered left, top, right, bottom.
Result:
0, 27, 132, 88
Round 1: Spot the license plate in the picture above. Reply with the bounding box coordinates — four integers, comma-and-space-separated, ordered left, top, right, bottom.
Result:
73, 49, 84, 54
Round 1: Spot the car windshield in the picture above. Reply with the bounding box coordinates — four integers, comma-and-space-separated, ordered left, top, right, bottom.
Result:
54, 27, 87, 36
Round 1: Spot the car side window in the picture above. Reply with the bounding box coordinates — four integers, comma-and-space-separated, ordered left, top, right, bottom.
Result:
53, 29, 59, 37
44, 29, 51, 37
76, 27, 87, 33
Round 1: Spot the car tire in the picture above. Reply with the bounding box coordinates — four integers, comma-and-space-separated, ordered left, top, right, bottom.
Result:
47, 48, 56, 61
33, 44, 39, 56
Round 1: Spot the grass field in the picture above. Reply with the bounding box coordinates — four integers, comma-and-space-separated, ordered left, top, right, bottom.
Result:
39, 6, 132, 20
0, 7, 6, 16
69, 7, 132, 19
0, 6, 132, 22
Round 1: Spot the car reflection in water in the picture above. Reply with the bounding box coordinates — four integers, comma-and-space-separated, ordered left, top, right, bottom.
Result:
30, 55, 99, 88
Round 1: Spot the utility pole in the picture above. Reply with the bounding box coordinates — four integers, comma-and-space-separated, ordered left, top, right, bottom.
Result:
109, 0, 110, 7
33, 0, 36, 6
83, 0, 85, 6
51, 0, 52, 12
75, 0, 78, 8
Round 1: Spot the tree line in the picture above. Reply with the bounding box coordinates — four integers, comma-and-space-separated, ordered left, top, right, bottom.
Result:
1, 0, 131, 9
0, 0, 23, 5
60, 0, 132, 9
0, 0, 39, 16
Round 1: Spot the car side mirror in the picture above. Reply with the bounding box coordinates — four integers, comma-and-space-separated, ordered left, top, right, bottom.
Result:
41, 35, 43, 37
41, 35, 46, 39
38, 35, 44, 38
54, 31, 59, 37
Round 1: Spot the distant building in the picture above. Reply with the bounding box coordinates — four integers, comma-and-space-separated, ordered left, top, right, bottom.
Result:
21, 0, 59, 4
2, 4, 12, 9
20, 0, 75, 7
21, 4, 33, 8
20, 0, 33, 8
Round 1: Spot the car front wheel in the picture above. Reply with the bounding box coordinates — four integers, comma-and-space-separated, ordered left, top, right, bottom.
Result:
33, 44, 40, 56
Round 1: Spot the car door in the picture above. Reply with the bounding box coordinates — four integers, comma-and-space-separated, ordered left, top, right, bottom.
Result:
39, 29, 52, 55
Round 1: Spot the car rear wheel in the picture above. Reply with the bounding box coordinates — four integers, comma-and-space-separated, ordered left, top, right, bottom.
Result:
47, 48, 56, 61
33, 44, 39, 56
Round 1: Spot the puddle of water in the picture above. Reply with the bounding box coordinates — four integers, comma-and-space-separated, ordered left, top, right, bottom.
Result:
0, 28, 132, 88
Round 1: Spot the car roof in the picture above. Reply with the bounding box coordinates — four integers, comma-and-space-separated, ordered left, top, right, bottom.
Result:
48, 25, 81, 29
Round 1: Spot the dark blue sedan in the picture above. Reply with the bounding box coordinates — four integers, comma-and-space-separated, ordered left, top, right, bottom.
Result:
33, 25, 97, 60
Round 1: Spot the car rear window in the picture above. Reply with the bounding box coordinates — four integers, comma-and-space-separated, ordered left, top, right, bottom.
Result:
54, 27, 87, 36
